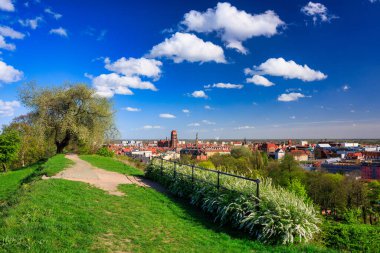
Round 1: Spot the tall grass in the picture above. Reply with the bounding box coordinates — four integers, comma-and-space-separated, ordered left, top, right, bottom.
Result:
146, 159, 320, 245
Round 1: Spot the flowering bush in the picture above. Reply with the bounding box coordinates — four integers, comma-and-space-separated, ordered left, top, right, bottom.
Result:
146, 159, 320, 245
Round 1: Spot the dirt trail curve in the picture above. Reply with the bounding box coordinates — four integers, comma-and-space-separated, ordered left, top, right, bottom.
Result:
47, 154, 153, 196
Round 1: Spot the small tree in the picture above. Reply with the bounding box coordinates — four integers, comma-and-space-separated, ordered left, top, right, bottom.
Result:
0, 129, 21, 172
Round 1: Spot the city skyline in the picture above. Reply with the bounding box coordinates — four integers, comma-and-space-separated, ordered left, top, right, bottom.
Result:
0, 0, 380, 139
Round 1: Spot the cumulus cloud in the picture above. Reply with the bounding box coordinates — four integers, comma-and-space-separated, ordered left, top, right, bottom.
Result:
191, 90, 208, 98
202, 120, 215, 125
247, 57, 327, 82
278, 92, 306, 102
245, 74, 274, 87
182, 2, 284, 54
149, 32, 226, 63
49, 27, 68, 37
0, 35, 15, 51
0, 0, 14, 11
204, 83, 243, 89
182, 109, 190, 113
204, 105, 213, 110
0, 60, 23, 83
123, 107, 141, 112
0, 100, 20, 117
342, 84, 350, 91
159, 113, 176, 119
91, 73, 157, 97
19, 17, 43, 30
90, 57, 162, 97
234, 125, 255, 130
105, 57, 162, 79
301, 2, 337, 24
143, 125, 161, 129
0, 26, 25, 39
44, 8, 62, 20
188, 122, 200, 127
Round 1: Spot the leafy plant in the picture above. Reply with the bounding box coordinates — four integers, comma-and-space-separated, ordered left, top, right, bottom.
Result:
96, 147, 114, 158
146, 159, 321, 245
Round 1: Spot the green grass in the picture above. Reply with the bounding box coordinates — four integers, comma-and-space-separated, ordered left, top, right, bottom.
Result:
0, 155, 334, 252
40, 154, 74, 177
80, 155, 143, 176
0, 165, 39, 202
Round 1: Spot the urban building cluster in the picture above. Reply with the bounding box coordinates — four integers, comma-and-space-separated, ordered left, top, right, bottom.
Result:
108, 130, 380, 180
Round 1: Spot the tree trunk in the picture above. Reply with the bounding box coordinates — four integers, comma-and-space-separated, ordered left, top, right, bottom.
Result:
55, 132, 71, 154
2, 163, 7, 172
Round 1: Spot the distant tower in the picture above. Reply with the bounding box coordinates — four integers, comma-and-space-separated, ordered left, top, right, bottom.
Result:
170, 130, 178, 148
195, 132, 199, 146
288, 139, 292, 146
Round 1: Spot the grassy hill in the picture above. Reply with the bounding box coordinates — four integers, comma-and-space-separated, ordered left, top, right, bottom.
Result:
0, 155, 333, 252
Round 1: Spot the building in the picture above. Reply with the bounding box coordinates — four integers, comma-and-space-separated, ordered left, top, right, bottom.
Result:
275, 149, 285, 160
290, 150, 309, 162
170, 130, 178, 148
361, 161, 380, 180
180, 148, 207, 161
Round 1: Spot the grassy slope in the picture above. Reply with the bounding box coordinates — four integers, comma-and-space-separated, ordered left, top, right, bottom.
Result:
0, 165, 38, 202
0, 155, 333, 252
40, 154, 74, 177
80, 155, 143, 176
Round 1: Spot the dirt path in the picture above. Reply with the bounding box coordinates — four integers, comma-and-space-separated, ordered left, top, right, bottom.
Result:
47, 154, 153, 196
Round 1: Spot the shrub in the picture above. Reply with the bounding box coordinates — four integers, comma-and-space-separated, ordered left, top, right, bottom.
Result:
322, 222, 380, 252
96, 147, 114, 158
146, 159, 321, 245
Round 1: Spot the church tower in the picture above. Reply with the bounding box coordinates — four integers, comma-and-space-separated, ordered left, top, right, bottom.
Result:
170, 130, 178, 148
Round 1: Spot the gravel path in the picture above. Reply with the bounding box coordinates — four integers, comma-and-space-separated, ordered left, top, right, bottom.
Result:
49, 154, 146, 196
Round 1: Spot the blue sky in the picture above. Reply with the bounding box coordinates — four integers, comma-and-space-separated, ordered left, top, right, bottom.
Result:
0, 0, 380, 139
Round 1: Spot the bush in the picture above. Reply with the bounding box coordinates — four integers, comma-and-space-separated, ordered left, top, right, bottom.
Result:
322, 222, 380, 252
146, 159, 321, 245
96, 147, 114, 158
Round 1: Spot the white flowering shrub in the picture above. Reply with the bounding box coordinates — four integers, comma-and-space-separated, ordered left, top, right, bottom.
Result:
146, 159, 320, 245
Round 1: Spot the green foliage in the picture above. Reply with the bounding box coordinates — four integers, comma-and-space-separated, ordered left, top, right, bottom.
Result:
80, 155, 143, 176
231, 146, 252, 159
19, 83, 115, 154
0, 129, 21, 172
322, 222, 380, 252
146, 159, 321, 245
40, 154, 74, 177
198, 160, 215, 169
96, 147, 114, 157
288, 179, 311, 203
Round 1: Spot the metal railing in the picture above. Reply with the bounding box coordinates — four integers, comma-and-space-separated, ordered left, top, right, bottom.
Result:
151, 157, 261, 205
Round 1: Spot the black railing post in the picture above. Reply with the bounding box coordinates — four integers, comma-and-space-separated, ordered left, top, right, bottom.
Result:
191, 165, 194, 182
173, 161, 177, 178
217, 171, 220, 190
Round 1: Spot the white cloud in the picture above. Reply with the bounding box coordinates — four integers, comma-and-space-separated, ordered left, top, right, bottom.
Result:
123, 107, 141, 112
143, 125, 161, 129
204, 83, 243, 89
0, 35, 15, 51
234, 125, 255, 130
301, 2, 337, 24
202, 120, 215, 125
188, 122, 200, 127
245, 74, 274, 87
19, 17, 43, 30
105, 57, 162, 79
0, 26, 25, 39
49, 27, 68, 37
159, 113, 176, 119
0, 60, 23, 83
149, 32, 226, 63
182, 109, 190, 113
204, 105, 213, 110
342, 84, 350, 91
278, 92, 306, 102
0, 0, 14, 12
91, 73, 157, 98
290, 116, 296, 120
44, 8, 62, 20
248, 57, 327, 82
90, 57, 161, 97
182, 2, 284, 54
191, 90, 208, 98
0, 100, 20, 117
